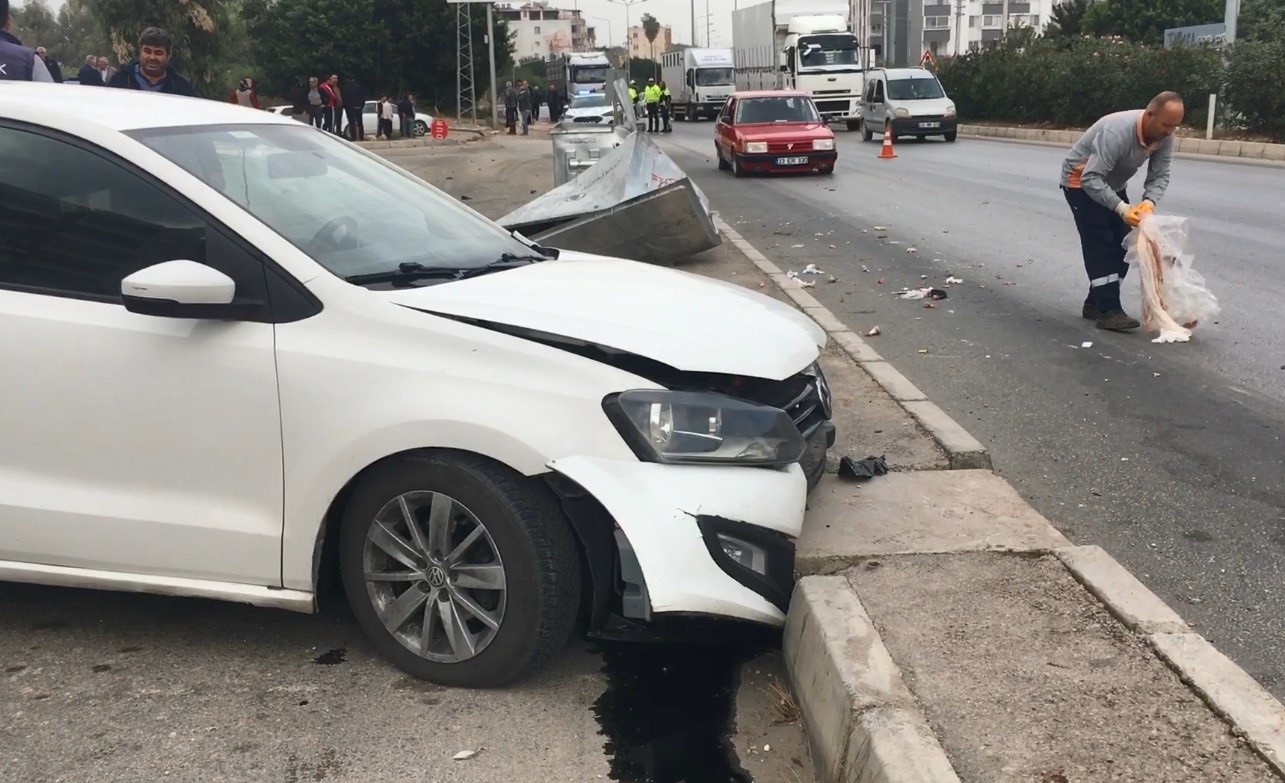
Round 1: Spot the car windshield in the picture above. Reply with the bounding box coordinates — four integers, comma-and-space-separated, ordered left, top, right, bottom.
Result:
887, 77, 946, 100
735, 96, 820, 124
573, 65, 609, 84
798, 34, 861, 69
129, 123, 539, 281
571, 94, 610, 109
695, 67, 735, 86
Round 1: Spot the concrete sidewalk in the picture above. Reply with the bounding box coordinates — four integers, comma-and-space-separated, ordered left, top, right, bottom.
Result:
398, 137, 1285, 783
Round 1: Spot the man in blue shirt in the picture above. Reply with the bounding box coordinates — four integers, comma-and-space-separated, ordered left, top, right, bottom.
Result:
106, 26, 198, 97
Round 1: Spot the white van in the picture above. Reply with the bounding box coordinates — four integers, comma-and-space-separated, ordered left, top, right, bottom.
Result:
859, 67, 957, 143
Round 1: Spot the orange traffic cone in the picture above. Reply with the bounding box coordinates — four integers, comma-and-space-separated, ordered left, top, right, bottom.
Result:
878, 127, 897, 159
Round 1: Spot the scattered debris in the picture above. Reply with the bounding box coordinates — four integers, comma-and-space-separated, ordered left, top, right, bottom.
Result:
898, 288, 948, 301
460, 195, 472, 201
945, 276, 964, 285
1081, 341, 1093, 348
453, 748, 484, 761
838, 455, 889, 481
1153, 372, 1161, 377
772, 229, 794, 236
923, 301, 936, 309
874, 225, 887, 230
791, 243, 805, 248
768, 679, 800, 723
867, 326, 881, 336
907, 247, 918, 253
801, 263, 823, 275
862, 265, 871, 273
917, 349, 928, 354
827, 276, 839, 284
876, 278, 885, 285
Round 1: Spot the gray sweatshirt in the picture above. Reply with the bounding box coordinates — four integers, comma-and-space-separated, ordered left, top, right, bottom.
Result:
1060, 109, 1173, 213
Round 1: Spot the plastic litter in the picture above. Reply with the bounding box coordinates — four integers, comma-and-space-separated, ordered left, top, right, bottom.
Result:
839, 455, 890, 481
454, 748, 483, 760
898, 288, 948, 301
1125, 215, 1219, 344
867, 326, 881, 336
801, 263, 823, 275
945, 276, 964, 285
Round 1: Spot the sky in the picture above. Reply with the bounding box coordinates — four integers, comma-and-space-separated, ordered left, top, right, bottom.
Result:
21, 0, 756, 50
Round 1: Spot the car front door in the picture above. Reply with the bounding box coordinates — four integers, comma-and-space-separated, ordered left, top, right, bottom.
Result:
363, 101, 379, 136
717, 98, 737, 157
0, 124, 286, 587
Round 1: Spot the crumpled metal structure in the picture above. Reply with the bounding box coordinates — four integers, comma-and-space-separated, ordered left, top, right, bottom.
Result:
499, 127, 721, 265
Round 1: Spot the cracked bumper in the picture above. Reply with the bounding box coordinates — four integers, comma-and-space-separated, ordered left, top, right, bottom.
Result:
548, 456, 807, 625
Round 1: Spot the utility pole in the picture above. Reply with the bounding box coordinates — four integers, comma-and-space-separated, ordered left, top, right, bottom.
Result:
486, 2, 499, 128
1224, 0, 1239, 43
954, 0, 964, 55
706, 0, 711, 45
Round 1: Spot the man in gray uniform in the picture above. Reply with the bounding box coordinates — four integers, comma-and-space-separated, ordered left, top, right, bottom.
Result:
0, 0, 55, 82
1059, 92, 1183, 332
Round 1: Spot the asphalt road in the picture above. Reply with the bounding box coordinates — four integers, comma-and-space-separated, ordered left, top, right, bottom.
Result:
657, 122, 1285, 697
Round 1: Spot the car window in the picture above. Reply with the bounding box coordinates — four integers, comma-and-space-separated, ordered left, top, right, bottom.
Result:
363, 102, 377, 114
0, 125, 214, 301
570, 94, 609, 109
734, 96, 820, 124
887, 77, 946, 100
720, 99, 735, 123
131, 123, 538, 279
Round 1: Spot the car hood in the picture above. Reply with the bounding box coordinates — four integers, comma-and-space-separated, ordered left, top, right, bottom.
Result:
380, 255, 825, 381
736, 122, 833, 140
892, 97, 953, 116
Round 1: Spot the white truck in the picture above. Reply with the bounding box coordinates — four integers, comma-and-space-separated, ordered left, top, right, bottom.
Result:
546, 51, 613, 99
660, 48, 737, 121
732, 0, 867, 130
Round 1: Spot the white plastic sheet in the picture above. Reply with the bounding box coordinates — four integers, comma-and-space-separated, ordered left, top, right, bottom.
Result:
1124, 215, 1220, 344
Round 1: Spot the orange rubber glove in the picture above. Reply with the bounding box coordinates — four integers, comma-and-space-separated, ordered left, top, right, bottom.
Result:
1120, 199, 1155, 228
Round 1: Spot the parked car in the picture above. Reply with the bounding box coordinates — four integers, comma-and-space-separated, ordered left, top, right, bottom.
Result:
561, 92, 615, 124
268, 102, 433, 137
859, 67, 957, 143
715, 90, 837, 177
0, 84, 836, 688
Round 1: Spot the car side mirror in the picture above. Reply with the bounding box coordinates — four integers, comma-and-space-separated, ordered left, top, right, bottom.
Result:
121, 260, 256, 320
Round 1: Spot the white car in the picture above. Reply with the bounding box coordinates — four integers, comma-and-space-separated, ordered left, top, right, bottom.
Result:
561, 93, 615, 124
269, 102, 433, 137
0, 84, 834, 688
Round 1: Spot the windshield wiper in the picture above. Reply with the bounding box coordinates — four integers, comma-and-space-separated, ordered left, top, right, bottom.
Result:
456, 252, 547, 280
343, 261, 461, 285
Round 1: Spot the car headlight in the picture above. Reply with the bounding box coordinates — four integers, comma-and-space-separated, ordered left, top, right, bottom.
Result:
812, 138, 835, 151
602, 390, 806, 467
945, 103, 957, 117
745, 141, 768, 153
893, 107, 910, 118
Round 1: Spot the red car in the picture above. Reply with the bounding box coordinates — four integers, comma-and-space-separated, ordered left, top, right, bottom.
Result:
715, 90, 837, 177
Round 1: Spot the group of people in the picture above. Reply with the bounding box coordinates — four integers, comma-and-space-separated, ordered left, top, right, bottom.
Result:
283, 75, 419, 142
502, 80, 564, 135
1, 2, 198, 97
628, 77, 673, 133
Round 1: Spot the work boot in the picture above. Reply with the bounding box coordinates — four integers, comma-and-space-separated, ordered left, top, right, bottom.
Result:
1095, 310, 1141, 332
1081, 301, 1101, 320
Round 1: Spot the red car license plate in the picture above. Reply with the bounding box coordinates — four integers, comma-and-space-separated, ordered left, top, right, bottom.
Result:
776, 155, 808, 166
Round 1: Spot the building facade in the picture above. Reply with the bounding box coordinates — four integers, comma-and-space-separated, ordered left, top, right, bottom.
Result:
627, 24, 673, 60
498, 1, 598, 61
864, 0, 1053, 66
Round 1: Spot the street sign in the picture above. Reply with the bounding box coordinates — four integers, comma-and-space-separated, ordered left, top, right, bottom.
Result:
431, 119, 449, 140
1164, 23, 1227, 49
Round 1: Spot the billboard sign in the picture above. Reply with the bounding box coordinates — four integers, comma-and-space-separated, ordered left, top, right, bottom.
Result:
1164, 23, 1227, 49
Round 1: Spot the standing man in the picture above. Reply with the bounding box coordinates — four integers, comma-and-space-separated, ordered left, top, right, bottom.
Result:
77, 55, 102, 85
397, 93, 415, 138
503, 80, 518, 134
659, 80, 672, 132
306, 76, 325, 127
546, 84, 561, 123
35, 46, 62, 82
1059, 92, 1182, 332
0, 1, 55, 82
97, 56, 115, 84
107, 28, 198, 96
326, 75, 344, 136
230, 77, 260, 108
342, 74, 366, 141
530, 83, 542, 123
644, 77, 661, 133
517, 80, 532, 135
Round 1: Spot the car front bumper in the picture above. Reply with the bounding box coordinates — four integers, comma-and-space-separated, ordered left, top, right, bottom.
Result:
891, 116, 958, 135
549, 456, 809, 626
738, 150, 837, 173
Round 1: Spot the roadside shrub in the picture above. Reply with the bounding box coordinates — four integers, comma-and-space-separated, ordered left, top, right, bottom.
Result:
936, 36, 1278, 140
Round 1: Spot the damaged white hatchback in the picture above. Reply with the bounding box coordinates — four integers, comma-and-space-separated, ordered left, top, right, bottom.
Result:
0, 85, 835, 688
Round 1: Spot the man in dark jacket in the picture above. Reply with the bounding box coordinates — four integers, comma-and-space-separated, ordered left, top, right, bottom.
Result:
342, 75, 367, 141
0, 0, 54, 82
106, 27, 198, 97
503, 81, 517, 134
546, 85, 561, 123
35, 46, 62, 82
396, 94, 415, 138
76, 54, 102, 85
516, 80, 532, 135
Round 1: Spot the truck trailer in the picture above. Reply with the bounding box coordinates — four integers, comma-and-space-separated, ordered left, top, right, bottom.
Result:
660, 48, 737, 121
731, 0, 868, 129
545, 51, 613, 99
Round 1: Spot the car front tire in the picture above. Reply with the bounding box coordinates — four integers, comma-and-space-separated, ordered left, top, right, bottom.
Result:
732, 153, 748, 177
339, 451, 581, 688
944, 131, 957, 142
415, 120, 428, 137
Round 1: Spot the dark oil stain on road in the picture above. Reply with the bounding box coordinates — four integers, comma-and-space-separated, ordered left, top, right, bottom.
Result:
592, 631, 772, 783
313, 647, 347, 665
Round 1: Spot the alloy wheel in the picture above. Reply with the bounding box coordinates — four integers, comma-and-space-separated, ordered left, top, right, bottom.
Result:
362, 491, 507, 664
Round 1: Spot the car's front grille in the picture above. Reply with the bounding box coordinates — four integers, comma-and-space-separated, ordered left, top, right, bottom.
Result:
814, 99, 852, 114
734, 371, 829, 438
573, 115, 603, 123
766, 140, 813, 154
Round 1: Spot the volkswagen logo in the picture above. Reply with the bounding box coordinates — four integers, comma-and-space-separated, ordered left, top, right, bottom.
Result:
426, 566, 447, 588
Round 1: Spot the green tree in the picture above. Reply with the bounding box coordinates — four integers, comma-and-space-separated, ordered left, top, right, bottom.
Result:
56, 0, 112, 66
1238, 0, 1285, 43
10, 0, 59, 49
1081, 0, 1223, 45
627, 56, 659, 82
86, 0, 233, 96
641, 12, 659, 61
1044, 0, 1091, 39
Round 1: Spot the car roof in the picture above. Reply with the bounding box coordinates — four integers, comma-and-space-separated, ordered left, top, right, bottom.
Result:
0, 82, 299, 132
876, 67, 938, 79
731, 90, 811, 99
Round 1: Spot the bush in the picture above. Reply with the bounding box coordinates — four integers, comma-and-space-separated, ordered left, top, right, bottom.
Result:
936, 36, 1283, 141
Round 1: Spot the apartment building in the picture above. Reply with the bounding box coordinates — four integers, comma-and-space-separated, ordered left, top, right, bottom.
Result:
865, 0, 1053, 65
497, 1, 598, 60
628, 23, 673, 60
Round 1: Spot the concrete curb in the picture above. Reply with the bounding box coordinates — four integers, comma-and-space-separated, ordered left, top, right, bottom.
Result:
784, 576, 962, 783
355, 127, 488, 150
714, 217, 991, 471
958, 123, 1285, 163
